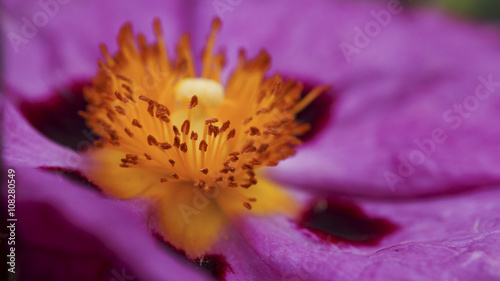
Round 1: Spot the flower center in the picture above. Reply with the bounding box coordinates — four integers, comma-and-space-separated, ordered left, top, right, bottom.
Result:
80, 18, 329, 257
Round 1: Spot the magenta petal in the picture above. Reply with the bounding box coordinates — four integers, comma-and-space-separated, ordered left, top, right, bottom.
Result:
189, 0, 500, 197
2, 102, 81, 168
14, 167, 210, 281
231, 188, 500, 281
3, 0, 193, 100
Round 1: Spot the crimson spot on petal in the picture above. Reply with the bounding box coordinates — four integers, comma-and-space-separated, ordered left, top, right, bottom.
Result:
20, 80, 96, 150
295, 82, 336, 142
193, 255, 233, 281
154, 233, 233, 280
298, 198, 398, 246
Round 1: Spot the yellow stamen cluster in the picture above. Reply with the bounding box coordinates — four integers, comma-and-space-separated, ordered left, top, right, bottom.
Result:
81, 18, 328, 210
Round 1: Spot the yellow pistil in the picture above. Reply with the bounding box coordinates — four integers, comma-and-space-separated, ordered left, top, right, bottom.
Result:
80, 18, 330, 258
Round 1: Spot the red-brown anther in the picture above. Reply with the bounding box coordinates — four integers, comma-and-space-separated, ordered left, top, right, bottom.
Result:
230, 155, 239, 162
126, 154, 138, 160
160, 142, 172, 150
173, 137, 181, 148
114, 91, 128, 103
156, 104, 170, 117
256, 108, 269, 115
219, 168, 230, 174
189, 95, 198, 109
115, 106, 126, 115
241, 140, 255, 153
220, 121, 230, 132
138, 95, 150, 102
147, 135, 159, 146
248, 198, 257, 202
229, 152, 240, 156
205, 118, 218, 125
249, 126, 261, 136
250, 159, 262, 165
247, 170, 256, 177
228, 182, 238, 188
124, 127, 134, 137
122, 84, 133, 94
172, 173, 180, 179
147, 101, 155, 117
144, 153, 152, 160
172, 125, 180, 136
215, 177, 223, 182
240, 183, 251, 188
228, 176, 235, 182
160, 116, 170, 123
267, 160, 279, 166
160, 177, 168, 183
213, 126, 220, 138
206, 125, 213, 136
264, 129, 280, 136
249, 178, 258, 185
199, 140, 208, 152
180, 142, 188, 153
106, 111, 114, 122
243, 202, 252, 210
258, 144, 269, 153
226, 129, 236, 140
242, 164, 253, 170
200, 168, 209, 175
243, 117, 253, 125
132, 119, 142, 128
190, 131, 198, 140
119, 163, 129, 168
181, 120, 190, 135
116, 74, 132, 83
169, 159, 175, 166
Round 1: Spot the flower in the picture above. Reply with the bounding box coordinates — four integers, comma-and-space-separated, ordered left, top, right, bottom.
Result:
3, 0, 500, 281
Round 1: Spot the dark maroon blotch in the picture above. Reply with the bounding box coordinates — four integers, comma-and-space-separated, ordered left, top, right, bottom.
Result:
295, 82, 336, 142
154, 233, 233, 280
298, 198, 398, 246
193, 254, 233, 281
20, 80, 97, 150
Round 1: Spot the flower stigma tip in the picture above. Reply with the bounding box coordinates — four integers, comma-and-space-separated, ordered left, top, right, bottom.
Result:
80, 17, 330, 257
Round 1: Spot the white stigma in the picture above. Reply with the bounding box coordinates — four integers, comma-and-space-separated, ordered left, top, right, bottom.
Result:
175, 78, 224, 107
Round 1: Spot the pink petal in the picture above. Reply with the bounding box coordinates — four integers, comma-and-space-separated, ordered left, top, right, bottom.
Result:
14, 167, 211, 281
227, 187, 500, 280
2, 101, 81, 168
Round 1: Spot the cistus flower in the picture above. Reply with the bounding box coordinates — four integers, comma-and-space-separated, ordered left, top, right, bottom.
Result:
3, 0, 500, 280
80, 18, 327, 257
